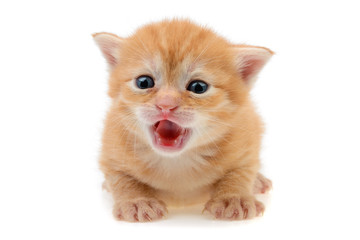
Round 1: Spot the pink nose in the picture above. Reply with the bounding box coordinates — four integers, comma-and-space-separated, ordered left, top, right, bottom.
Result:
156, 104, 178, 111
155, 89, 180, 112
156, 99, 178, 112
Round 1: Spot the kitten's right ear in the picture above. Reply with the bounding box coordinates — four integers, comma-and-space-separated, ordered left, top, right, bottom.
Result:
233, 45, 274, 87
93, 32, 123, 69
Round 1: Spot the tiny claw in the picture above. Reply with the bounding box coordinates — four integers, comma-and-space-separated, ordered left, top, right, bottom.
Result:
144, 213, 152, 221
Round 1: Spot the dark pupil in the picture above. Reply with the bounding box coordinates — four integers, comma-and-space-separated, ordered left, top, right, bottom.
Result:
188, 80, 208, 94
195, 84, 204, 92
136, 76, 154, 89
139, 79, 148, 88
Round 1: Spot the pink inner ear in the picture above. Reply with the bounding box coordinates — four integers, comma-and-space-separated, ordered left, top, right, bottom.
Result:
241, 57, 265, 84
235, 46, 273, 85
102, 46, 117, 66
94, 33, 122, 68
99, 43, 118, 67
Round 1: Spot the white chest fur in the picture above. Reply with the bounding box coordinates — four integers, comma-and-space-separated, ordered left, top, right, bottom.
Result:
138, 150, 219, 194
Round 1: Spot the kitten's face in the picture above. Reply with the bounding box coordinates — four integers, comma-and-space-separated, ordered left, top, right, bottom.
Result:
94, 20, 272, 156
121, 54, 238, 155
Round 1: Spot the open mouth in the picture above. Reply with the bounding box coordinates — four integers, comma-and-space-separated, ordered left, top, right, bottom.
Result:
150, 120, 191, 152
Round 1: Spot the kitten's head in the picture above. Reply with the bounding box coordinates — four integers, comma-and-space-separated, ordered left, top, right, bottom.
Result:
94, 19, 273, 156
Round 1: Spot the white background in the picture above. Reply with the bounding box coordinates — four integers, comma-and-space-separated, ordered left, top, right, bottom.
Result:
1, 0, 359, 239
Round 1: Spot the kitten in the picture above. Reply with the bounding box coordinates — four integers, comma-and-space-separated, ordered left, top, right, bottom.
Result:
93, 19, 273, 222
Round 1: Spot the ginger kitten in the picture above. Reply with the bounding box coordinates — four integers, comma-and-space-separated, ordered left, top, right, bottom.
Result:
93, 19, 273, 222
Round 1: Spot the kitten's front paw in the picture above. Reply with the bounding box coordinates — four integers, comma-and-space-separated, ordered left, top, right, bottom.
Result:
204, 196, 264, 220
113, 198, 168, 222
253, 173, 272, 194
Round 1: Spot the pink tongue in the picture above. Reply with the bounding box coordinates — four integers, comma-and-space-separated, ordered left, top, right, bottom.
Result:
155, 120, 182, 140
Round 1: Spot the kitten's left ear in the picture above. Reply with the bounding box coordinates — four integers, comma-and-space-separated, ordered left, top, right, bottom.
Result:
93, 32, 123, 69
234, 45, 274, 87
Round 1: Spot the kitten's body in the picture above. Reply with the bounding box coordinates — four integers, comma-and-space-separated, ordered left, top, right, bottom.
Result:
94, 19, 273, 221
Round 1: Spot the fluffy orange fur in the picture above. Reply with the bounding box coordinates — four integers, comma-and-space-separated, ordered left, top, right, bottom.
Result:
93, 19, 273, 222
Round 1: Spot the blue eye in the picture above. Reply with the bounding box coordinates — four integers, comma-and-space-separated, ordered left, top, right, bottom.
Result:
186, 80, 208, 94
136, 75, 155, 89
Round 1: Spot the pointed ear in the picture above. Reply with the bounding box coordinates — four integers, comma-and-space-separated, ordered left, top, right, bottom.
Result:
234, 45, 274, 87
93, 32, 123, 69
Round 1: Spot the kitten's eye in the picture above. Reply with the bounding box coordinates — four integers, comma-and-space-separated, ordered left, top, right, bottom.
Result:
136, 75, 155, 89
186, 80, 208, 94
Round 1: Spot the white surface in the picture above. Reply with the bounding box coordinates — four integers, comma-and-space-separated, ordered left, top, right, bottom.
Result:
1, 0, 359, 239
